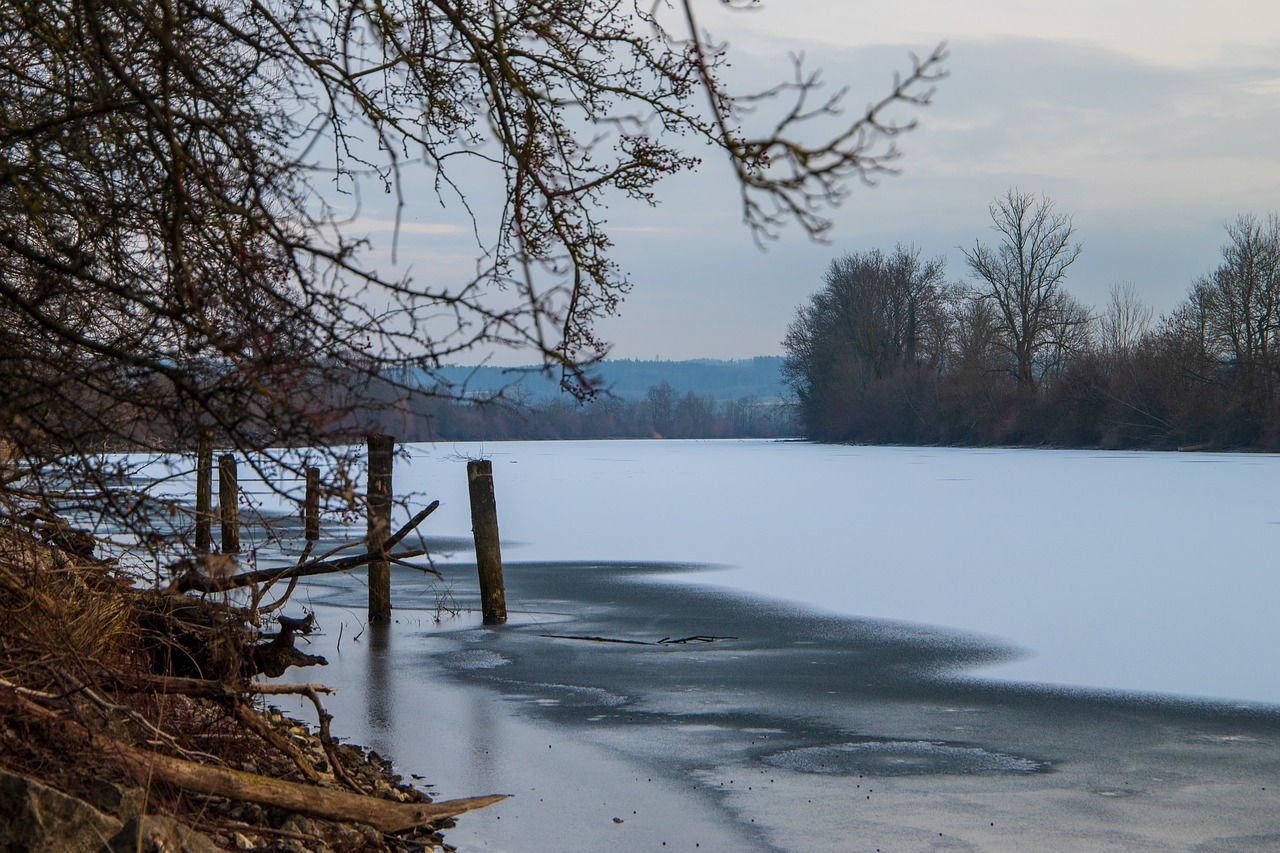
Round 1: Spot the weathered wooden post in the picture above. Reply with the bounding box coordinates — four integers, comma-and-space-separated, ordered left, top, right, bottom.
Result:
367, 435, 394, 623
466, 459, 507, 624
218, 454, 239, 554
195, 432, 214, 552
304, 466, 320, 542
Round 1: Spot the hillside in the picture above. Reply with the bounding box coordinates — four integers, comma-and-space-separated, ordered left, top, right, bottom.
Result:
427, 356, 786, 401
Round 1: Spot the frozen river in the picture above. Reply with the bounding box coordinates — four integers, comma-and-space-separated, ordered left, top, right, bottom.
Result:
389, 439, 1280, 706
240, 439, 1280, 851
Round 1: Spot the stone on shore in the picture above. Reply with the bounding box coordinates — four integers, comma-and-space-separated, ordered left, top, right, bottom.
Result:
0, 769, 122, 853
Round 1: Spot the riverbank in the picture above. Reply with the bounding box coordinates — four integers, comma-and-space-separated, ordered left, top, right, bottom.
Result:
271, 557, 1280, 852
37, 437, 1280, 851
0, 522, 499, 852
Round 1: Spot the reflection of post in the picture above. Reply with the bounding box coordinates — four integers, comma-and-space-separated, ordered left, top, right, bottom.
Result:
195, 432, 213, 552
218, 454, 239, 554
365, 621, 392, 734
467, 459, 507, 624
367, 435, 394, 623
304, 467, 320, 541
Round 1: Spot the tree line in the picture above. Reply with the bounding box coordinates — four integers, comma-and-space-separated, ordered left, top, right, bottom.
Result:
783, 189, 1280, 449
357, 381, 795, 441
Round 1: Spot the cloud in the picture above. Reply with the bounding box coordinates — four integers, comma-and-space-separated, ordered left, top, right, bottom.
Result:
351, 218, 471, 236
579, 33, 1280, 358
319, 23, 1280, 361
609, 225, 681, 235
701, 1, 1280, 69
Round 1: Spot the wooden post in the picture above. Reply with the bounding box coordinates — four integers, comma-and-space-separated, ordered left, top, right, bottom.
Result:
467, 459, 507, 625
367, 435, 394, 623
304, 467, 320, 542
219, 454, 239, 554
195, 432, 213, 552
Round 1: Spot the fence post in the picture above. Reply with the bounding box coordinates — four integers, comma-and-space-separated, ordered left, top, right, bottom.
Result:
304, 467, 320, 542
218, 454, 239, 554
467, 459, 507, 625
367, 435, 394, 623
195, 432, 213, 552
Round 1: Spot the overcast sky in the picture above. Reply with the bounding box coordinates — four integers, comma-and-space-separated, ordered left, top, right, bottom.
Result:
377, 1, 1280, 363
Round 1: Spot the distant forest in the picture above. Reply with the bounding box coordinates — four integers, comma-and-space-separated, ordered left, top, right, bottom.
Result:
428, 356, 786, 401
783, 192, 1280, 450
356, 359, 796, 441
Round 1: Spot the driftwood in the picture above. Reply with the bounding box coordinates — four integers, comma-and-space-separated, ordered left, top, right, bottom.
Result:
108, 742, 508, 832
230, 699, 323, 783
1, 519, 508, 848
249, 612, 327, 678
171, 501, 441, 594
2, 682, 508, 833
101, 672, 331, 701
99, 673, 364, 792
108, 742, 509, 824
541, 634, 737, 645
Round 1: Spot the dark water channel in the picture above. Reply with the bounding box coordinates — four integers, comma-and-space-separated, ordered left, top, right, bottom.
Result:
274, 557, 1280, 852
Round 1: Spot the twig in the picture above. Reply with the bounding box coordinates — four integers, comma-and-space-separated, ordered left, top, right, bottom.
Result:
256, 538, 314, 613
1, 674, 222, 765
540, 634, 737, 645
389, 556, 442, 576
231, 699, 324, 784
99, 671, 332, 701
540, 634, 656, 645
194, 820, 320, 844
300, 684, 367, 794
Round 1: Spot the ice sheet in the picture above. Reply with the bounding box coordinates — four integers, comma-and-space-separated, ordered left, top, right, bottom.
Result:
386, 440, 1280, 705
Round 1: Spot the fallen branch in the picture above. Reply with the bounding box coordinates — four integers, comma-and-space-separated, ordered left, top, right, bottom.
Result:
109, 742, 508, 832
231, 699, 323, 784
383, 503, 439, 552
100, 672, 333, 702
255, 538, 313, 612
241, 612, 327, 678
541, 634, 657, 645
298, 682, 366, 794
172, 501, 441, 594
541, 634, 738, 646
0, 685, 507, 833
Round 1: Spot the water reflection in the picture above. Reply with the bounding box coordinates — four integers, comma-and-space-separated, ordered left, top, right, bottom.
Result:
365, 621, 393, 733
466, 689, 501, 791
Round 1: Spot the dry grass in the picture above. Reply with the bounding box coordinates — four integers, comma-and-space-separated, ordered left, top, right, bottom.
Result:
0, 523, 450, 851
0, 527, 140, 685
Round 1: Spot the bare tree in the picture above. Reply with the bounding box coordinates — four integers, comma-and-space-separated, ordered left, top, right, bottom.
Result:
1190, 215, 1280, 377
1099, 281, 1154, 356
947, 292, 1002, 375
1039, 290, 1094, 383
962, 189, 1084, 390
1178, 213, 1280, 426
0, 0, 947, 550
